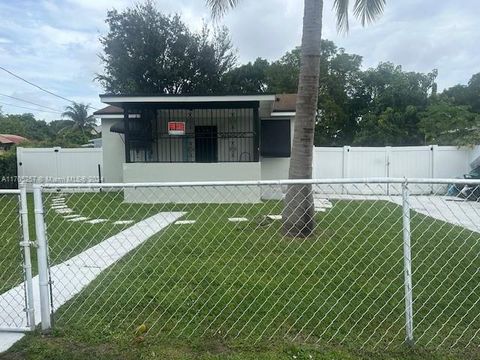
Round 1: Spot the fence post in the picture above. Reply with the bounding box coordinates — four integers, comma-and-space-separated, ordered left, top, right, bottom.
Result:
402, 181, 414, 345
385, 146, 391, 195
430, 145, 438, 194
33, 185, 52, 331
342, 146, 350, 194
19, 184, 35, 330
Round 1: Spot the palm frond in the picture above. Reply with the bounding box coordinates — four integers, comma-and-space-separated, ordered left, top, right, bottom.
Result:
61, 102, 94, 129
61, 110, 77, 119
353, 0, 386, 27
206, 0, 240, 19
333, 0, 350, 34
334, 0, 385, 33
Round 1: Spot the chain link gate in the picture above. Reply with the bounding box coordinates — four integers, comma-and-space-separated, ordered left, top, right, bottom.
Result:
0, 186, 35, 332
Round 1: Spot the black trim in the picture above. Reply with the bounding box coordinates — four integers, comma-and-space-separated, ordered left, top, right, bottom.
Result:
100, 93, 275, 97
124, 108, 131, 163
111, 101, 260, 110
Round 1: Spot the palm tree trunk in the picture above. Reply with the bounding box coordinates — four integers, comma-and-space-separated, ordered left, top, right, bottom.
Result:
282, 0, 323, 237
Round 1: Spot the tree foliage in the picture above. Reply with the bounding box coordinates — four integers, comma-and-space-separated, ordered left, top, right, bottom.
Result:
96, 1, 237, 95
93, 1, 480, 147
0, 107, 96, 148
353, 63, 438, 146
443, 73, 480, 112
0, 149, 17, 189
420, 100, 480, 146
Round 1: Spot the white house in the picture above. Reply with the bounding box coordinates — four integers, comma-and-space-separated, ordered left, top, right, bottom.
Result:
94, 94, 297, 202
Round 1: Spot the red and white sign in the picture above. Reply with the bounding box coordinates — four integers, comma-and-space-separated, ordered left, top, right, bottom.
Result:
168, 121, 185, 135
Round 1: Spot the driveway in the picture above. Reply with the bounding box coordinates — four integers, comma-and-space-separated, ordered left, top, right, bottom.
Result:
315, 194, 480, 234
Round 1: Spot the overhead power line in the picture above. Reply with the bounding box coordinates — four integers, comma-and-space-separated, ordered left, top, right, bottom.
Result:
0, 93, 63, 113
0, 66, 75, 104
0, 66, 99, 111
0, 101, 63, 115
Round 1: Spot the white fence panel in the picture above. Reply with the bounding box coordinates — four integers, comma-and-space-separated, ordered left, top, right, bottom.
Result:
389, 147, 432, 194
433, 146, 471, 178
313, 145, 480, 195
17, 147, 103, 189
347, 147, 387, 193
313, 148, 344, 193
389, 147, 432, 178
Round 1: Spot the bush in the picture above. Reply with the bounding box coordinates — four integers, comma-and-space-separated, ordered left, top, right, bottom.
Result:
0, 149, 18, 189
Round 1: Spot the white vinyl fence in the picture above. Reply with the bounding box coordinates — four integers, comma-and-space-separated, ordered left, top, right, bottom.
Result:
16, 147, 103, 189
313, 145, 478, 180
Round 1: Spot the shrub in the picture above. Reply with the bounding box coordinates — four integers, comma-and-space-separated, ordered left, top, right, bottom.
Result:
0, 149, 18, 189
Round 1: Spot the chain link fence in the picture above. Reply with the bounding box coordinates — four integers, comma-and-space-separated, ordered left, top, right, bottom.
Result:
22, 179, 480, 351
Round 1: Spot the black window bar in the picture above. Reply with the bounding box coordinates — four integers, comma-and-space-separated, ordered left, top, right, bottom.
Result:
123, 105, 260, 163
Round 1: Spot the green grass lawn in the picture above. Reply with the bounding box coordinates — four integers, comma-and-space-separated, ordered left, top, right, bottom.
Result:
0, 193, 23, 293
0, 190, 478, 360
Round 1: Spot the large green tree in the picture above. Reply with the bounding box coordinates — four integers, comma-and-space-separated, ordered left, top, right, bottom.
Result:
420, 100, 480, 146
97, 1, 237, 94
222, 42, 365, 146
207, 0, 385, 237
0, 113, 50, 141
443, 73, 480, 113
222, 58, 270, 94
0, 106, 96, 148
354, 63, 438, 146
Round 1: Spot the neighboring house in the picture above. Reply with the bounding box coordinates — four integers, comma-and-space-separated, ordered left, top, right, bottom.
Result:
93, 94, 296, 202
81, 138, 102, 148
90, 125, 102, 136
0, 134, 27, 154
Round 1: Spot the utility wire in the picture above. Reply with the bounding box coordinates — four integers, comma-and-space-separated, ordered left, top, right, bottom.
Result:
0, 93, 63, 113
0, 66, 100, 110
0, 101, 63, 115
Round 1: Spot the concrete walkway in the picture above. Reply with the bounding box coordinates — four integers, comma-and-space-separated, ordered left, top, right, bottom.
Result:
0, 211, 184, 353
316, 194, 480, 234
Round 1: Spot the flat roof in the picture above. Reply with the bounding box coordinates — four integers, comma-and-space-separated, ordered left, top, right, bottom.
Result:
100, 94, 276, 105
95, 93, 297, 118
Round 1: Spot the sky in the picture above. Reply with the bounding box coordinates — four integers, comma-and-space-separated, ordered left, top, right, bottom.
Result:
0, 0, 479, 121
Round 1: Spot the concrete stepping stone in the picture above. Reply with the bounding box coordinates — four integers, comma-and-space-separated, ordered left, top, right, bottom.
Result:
51, 205, 68, 209
86, 219, 108, 224
175, 220, 196, 225
113, 220, 134, 225
316, 199, 333, 208
55, 209, 73, 214
67, 217, 89, 222
63, 214, 81, 219
228, 217, 248, 222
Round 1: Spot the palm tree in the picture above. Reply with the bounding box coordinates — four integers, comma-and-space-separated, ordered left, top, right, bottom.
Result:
207, 0, 386, 237
61, 103, 97, 135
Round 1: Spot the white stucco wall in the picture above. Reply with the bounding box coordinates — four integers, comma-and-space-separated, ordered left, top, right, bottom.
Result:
101, 118, 125, 183
123, 162, 261, 203
100, 111, 295, 202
